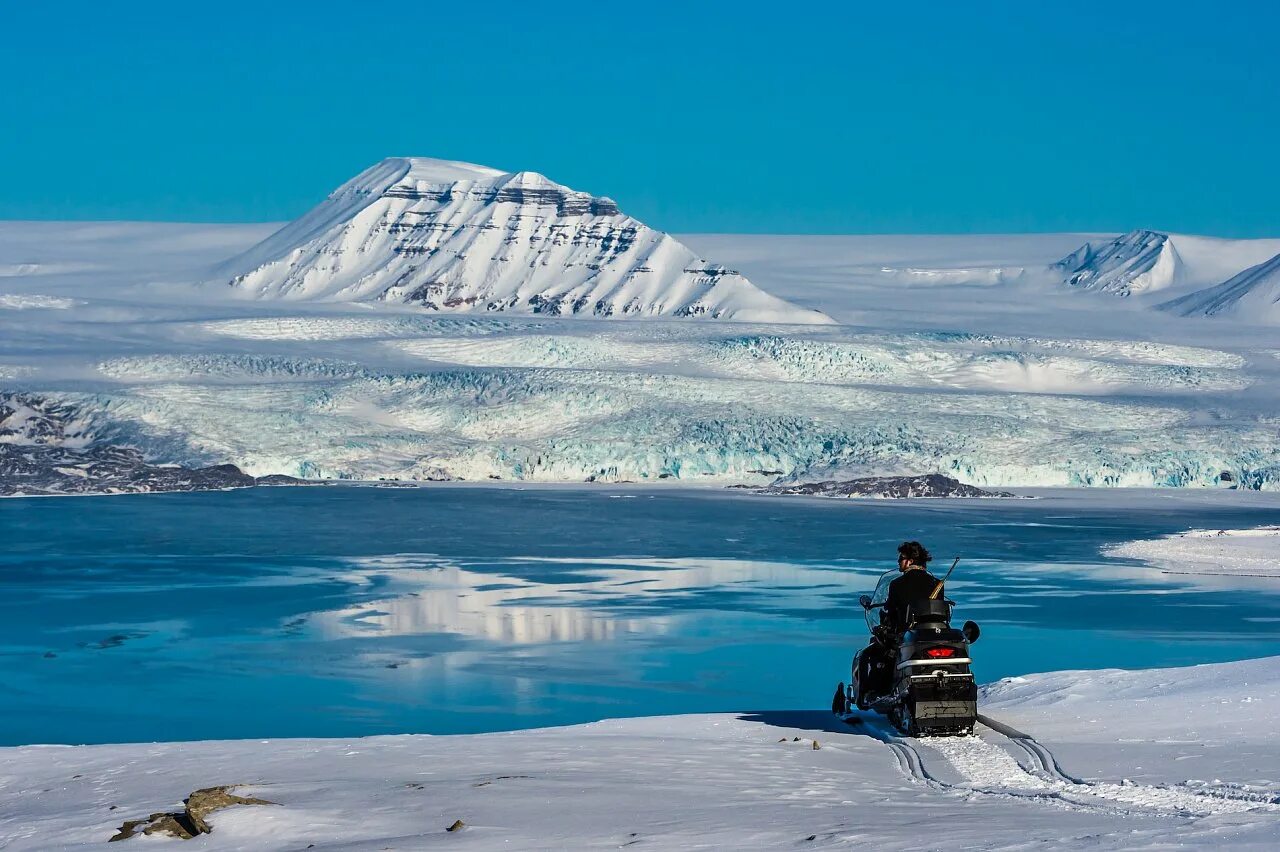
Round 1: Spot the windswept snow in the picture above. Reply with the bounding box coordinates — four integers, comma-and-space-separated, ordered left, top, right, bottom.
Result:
3, 657, 1278, 850
1160, 252, 1280, 322
220, 157, 830, 324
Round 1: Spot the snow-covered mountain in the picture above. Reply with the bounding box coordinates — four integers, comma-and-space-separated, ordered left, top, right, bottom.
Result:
1053, 230, 1182, 296
220, 157, 830, 324
1159, 252, 1280, 323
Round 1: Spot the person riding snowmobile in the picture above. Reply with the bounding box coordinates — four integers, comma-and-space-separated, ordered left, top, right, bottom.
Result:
854, 541, 941, 708
884, 541, 940, 631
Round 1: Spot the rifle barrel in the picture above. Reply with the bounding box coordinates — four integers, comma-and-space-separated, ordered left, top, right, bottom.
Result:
929, 556, 960, 600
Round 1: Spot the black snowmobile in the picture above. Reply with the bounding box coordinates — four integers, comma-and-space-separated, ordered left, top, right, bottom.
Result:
832, 569, 981, 736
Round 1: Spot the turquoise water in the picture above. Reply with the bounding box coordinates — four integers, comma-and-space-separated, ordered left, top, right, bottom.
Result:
2, 486, 1278, 745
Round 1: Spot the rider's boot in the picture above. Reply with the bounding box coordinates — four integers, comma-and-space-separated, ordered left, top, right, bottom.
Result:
853, 651, 871, 710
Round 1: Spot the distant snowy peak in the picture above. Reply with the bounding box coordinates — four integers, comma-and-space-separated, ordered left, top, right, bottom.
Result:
221, 157, 831, 324
1053, 230, 1182, 296
1159, 252, 1280, 323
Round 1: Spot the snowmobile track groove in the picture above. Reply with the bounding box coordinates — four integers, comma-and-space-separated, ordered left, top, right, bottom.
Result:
842, 713, 943, 787
977, 713, 1083, 784
845, 710, 1280, 818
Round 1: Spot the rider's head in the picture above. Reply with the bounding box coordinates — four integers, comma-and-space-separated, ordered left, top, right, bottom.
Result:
897, 541, 932, 572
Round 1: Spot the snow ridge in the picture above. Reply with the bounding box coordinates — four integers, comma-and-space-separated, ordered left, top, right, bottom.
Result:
1054, 230, 1182, 296
1158, 252, 1280, 322
220, 157, 830, 324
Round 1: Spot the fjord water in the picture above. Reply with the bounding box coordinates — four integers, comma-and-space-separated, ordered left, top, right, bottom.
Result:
2, 486, 1278, 746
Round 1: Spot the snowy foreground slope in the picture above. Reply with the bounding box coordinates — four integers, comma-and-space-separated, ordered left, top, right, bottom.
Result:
3, 222, 1280, 490
3, 657, 1277, 850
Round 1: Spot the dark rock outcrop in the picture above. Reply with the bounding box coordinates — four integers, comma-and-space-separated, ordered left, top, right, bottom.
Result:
0, 442, 258, 496
752, 473, 1015, 499
109, 786, 276, 842
0, 392, 306, 497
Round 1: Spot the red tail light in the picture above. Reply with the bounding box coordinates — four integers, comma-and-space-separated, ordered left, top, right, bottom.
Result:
925, 646, 957, 659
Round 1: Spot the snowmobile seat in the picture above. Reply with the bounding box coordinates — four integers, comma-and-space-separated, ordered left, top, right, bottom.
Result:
907, 599, 951, 626
904, 626, 966, 644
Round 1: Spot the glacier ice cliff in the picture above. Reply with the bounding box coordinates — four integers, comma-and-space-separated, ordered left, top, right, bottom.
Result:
10, 323, 1272, 493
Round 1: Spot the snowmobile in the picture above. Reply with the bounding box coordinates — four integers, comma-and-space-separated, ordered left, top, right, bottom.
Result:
832, 569, 981, 736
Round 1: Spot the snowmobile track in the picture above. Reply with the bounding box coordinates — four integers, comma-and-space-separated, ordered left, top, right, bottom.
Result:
847, 711, 1279, 818
976, 713, 1083, 784
883, 739, 942, 787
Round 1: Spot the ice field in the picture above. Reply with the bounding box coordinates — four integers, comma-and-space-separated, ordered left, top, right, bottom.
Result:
3, 217, 1280, 491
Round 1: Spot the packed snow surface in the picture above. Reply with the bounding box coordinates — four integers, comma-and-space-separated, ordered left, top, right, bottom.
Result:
221, 157, 830, 324
2, 656, 1277, 849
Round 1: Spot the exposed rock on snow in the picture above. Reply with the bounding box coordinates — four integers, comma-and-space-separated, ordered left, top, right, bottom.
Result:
1054, 230, 1182, 296
0, 442, 260, 497
0, 392, 96, 447
751, 473, 1015, 498
221, 157, 830, 324
109, 786, 275, 842
0, 393, 303, 497
1159, 252, 1280, 323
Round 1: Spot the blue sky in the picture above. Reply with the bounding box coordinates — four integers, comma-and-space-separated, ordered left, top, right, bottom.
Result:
3, 1, 1277, 235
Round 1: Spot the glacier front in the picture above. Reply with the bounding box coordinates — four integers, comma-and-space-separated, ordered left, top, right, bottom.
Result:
3, 219, 1280, 492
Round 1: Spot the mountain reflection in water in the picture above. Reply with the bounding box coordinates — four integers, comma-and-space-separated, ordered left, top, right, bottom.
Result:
307, 554, 860, 645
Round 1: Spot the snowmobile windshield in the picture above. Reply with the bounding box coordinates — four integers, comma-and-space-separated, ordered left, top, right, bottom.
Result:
871, 570, 896, 607
865, 570, 898, 632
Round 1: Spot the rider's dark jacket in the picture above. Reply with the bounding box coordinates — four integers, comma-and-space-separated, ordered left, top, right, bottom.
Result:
885, 567, 940, 631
